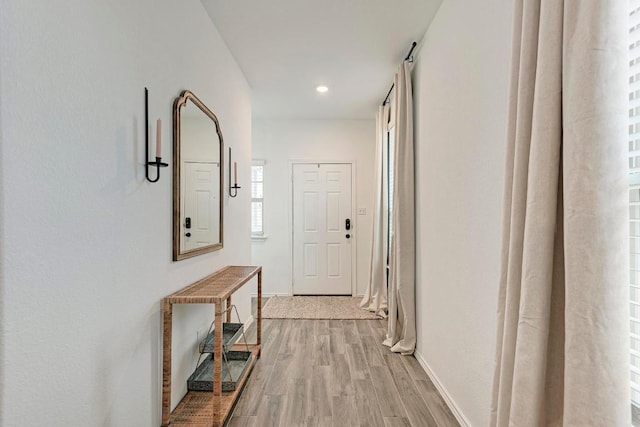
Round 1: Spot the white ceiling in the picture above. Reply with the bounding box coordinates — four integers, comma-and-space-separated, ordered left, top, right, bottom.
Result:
202, 0, 442, 119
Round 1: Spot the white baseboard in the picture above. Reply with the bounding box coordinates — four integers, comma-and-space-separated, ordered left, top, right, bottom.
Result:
243, 315, 255, 331
250, 292, 290, 297
250, 293, 365, 297
414, 350, 472, 427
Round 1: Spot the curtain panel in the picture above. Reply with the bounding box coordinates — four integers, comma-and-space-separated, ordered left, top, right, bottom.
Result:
491, 1, 629, 425
384, 61, 417, 355
361, 105, 389, 317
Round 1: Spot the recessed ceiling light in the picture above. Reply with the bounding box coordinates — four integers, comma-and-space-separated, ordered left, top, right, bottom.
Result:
316, 85, 329, 93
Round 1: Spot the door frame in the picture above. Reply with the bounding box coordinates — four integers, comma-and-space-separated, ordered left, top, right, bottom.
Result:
288, 160, 358, 296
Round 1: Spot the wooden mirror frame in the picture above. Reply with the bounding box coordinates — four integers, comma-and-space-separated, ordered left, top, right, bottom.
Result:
172, 90, 224, 261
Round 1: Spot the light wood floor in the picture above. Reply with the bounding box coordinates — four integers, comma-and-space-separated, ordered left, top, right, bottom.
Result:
229, 318, 460, 427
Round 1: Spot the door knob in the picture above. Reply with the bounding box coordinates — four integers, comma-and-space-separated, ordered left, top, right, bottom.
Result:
345, 234, 351, 239
185, 232, 191, 237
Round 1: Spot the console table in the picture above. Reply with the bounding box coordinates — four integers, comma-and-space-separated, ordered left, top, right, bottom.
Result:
161, 265, 262, 426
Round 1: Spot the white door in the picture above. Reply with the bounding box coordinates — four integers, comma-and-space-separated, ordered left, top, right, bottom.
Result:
182, 162, 220, 252
292, 163, 353, 295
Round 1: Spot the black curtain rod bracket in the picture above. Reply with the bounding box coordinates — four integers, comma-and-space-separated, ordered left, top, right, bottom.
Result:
382, 41, 417, 106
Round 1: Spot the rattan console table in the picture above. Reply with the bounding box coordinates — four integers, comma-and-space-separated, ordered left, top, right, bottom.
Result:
161, 265, 262, 427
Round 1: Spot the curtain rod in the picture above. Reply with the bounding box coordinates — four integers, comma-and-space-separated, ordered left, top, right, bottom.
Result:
381, 41, 417, 106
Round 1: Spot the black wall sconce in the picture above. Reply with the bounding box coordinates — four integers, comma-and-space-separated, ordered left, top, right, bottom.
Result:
228, 147, 241, 197
145, 87, 168, 183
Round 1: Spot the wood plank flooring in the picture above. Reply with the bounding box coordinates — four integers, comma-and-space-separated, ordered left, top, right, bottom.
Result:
229, 319, 459, 427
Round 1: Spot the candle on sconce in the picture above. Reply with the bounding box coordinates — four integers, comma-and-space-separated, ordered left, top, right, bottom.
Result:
156, 119, 162, 158
234, 162, 238, 185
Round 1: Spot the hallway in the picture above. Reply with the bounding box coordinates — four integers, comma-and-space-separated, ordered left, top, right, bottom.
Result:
0, 1, 519, 424
230, 319, 459, 426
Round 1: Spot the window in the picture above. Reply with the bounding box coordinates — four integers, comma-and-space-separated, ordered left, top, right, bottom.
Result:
629, 0, 640, 415
251, 160, 265, 237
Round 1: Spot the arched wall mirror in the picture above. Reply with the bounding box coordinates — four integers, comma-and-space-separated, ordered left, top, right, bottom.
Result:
173, 90, 224, 261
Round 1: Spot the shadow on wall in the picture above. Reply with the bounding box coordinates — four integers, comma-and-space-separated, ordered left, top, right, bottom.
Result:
101, 116, 146, 197
0, 76, 4, 425
98, 305, 162, 427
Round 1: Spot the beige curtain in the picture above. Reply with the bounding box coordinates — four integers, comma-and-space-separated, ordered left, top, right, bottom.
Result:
384, 61, 416, 355
491, 1, 629, 425
361, 105, 389, 317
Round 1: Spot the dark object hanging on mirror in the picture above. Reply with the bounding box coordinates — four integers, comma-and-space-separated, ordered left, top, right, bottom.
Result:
145, 87, 168, 183
228, 147, 241, 198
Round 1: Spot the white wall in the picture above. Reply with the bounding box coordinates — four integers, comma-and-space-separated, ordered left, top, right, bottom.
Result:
181, 116, 221, 163
0, 1, 253, 426
252, 119, 375, 296
413, 0, 513, 425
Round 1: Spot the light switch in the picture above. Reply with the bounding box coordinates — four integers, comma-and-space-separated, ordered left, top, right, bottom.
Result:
358, 207, 366, 215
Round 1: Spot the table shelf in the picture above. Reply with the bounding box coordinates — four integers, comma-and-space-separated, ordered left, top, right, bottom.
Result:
161, 266, 262, 427
170, 345, 260, 426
